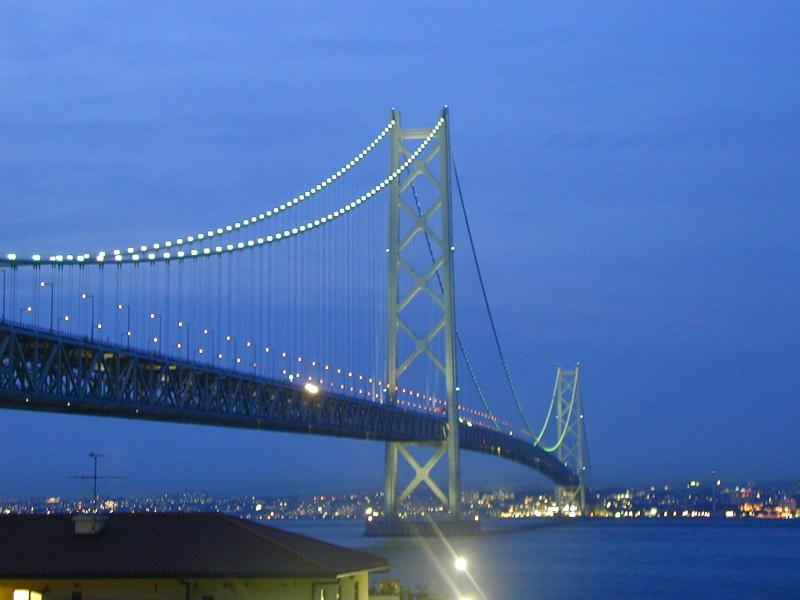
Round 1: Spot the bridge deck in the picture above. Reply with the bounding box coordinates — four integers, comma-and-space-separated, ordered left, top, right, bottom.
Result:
0, 323, 577, 487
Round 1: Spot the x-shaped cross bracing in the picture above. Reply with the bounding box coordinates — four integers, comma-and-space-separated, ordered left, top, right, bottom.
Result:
396, 443, 449, 506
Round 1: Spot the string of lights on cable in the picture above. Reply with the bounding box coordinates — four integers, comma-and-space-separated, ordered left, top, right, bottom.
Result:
1, 118, 442, 266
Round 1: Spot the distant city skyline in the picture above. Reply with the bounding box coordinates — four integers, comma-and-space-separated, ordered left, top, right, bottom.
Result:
3, 480, 797, 523
1, 2, 799, 496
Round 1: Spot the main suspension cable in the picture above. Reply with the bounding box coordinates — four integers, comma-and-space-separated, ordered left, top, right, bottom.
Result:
3, 118, 441, 268
1, 119, 397, 264
539, 381, 578, 453
451, 156, 534, 437
532, 376, 559, 444
408, 181, 501, 432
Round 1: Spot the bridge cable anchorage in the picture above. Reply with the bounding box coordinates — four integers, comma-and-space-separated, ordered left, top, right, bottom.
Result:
0, 118, 396, 265
451, 156, 535, 438
408, 180, 501, 432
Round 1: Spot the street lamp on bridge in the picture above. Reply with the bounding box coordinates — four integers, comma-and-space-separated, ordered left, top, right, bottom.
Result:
117, 303, 130, 349
38, 280, 54, 331
246, 340, 256, 373
176, 320, 190, 359
149, 312, 162, 354
81, 293, 95, 341
225, 335, 236, 371
19, 305, 32, 322
202, 328, 215, 366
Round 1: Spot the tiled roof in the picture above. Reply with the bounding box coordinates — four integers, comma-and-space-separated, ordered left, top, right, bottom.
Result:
0, 513, 388, 579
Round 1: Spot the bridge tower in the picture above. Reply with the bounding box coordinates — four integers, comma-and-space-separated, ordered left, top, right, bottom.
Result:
553, 364, 590, 514
384, 107, 461, 520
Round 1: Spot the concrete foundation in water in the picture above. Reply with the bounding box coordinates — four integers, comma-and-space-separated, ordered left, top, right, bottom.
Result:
364, 518, 481, 537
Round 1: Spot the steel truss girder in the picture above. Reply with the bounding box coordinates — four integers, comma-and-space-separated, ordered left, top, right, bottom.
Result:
0, 323, 443, 442
0, 324, 578, 487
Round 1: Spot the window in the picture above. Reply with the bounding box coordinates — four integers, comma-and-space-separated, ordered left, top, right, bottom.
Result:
13, 591, 42, 600
354, 581, 360, 600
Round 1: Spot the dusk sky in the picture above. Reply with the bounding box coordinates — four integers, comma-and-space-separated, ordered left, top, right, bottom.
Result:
1, 2, 798, 498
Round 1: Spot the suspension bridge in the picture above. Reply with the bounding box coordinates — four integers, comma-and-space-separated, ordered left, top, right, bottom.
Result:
0, 107, 589, 528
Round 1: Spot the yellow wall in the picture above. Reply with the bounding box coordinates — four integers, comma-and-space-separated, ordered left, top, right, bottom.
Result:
0, 572, 371, 600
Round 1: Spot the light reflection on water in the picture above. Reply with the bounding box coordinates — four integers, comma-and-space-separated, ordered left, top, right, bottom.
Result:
278, 518, 800, 599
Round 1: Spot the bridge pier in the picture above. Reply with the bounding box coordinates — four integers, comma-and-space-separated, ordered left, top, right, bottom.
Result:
376, 440, 479, 536
384, 441, 448, 513
364, 518, 480, 538
384, 442, 399, 516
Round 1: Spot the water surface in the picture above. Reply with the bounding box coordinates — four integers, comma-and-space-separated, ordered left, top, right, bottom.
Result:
280, 519, 800, 599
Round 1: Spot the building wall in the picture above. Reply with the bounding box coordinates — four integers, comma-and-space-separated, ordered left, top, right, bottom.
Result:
0, 573, 370, 600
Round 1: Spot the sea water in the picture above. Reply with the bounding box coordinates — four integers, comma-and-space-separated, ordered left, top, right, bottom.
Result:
279, 519, 800, 599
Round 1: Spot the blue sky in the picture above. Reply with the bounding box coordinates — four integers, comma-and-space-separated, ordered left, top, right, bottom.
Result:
0, 1, 798, 498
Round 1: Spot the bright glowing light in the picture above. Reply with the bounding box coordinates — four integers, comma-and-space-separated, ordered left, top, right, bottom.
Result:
454, 556, 468, 572
304, 382, 320, 394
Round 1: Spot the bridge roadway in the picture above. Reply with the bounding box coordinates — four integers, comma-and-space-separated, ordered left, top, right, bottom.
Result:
0, 322, 578, 487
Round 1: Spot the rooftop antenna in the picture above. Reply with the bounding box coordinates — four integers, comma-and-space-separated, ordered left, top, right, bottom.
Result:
69, 453, 128, 511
